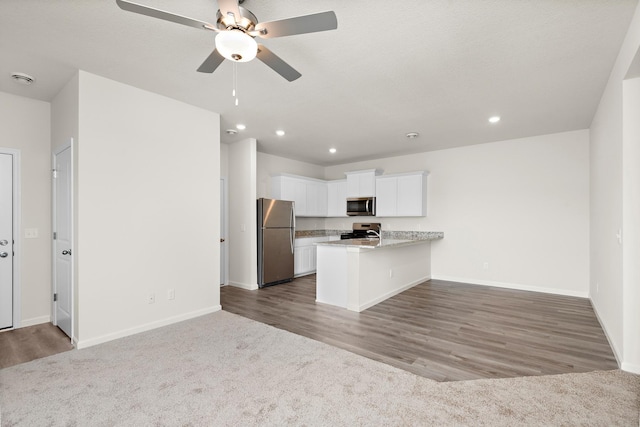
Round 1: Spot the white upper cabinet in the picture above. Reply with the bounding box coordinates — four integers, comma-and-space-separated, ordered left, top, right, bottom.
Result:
272, 174, 327, 217
375, 171, 428, 217
345, 169, 381, 197
306, 180, 328, 217
375, 176, 397, 217
327, 179, 347, 217
272, 170, 424, 218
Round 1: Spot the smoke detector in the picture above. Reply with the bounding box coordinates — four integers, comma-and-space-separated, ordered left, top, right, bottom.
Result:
11, 72, 35, 85
225, 129, 238, 135
406, 132, 419, 139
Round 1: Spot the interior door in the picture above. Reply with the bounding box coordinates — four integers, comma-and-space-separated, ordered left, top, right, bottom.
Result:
53, 145, 72, 338
0, 153, 13, 329
220, 178, 227, 286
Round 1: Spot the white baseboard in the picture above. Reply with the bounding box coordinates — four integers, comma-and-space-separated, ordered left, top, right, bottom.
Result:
20, 315, 51, 328
431, 275, 589, 298
75, 305, 222, 349
621, 361, 640, 374
352, 275, 430, 312
590, 299, 622, 368
229, 281, 258, 290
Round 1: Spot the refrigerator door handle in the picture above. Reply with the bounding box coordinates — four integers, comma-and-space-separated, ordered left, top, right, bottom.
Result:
290, 203, 295, 254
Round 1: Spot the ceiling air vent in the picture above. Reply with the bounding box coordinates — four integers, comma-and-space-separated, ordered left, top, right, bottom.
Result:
11, 72, 35, 85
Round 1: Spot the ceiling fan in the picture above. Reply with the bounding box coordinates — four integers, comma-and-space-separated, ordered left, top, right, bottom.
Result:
115, 0, 337, 82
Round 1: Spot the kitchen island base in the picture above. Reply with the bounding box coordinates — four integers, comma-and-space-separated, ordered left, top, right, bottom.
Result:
316, 240, 432, 312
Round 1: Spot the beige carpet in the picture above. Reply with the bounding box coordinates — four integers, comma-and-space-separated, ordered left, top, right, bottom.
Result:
0, 311, 638, 426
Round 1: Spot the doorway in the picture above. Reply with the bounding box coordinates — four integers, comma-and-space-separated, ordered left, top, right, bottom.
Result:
52, 142, 73, 340
0, 150, 19, 330
220, 177, 228, 286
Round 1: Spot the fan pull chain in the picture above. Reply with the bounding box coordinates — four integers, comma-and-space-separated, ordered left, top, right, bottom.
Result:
233, 63, 239, 106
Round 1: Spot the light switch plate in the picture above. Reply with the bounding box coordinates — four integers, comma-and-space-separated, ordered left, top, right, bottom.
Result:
24, 228, 39, 239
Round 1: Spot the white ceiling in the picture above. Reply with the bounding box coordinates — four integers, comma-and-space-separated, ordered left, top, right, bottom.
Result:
0, 0, 637, 166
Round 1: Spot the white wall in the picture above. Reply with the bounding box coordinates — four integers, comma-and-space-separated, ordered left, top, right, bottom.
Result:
51, 73, 80, 336
228, 139, 257, 289
324, 130, 590, 297
69, 71, 220, 348
622, 76, 640, 373
256, 152, 326, 231
590, 4, 640, 372
0, 91, 52, 327
220, 143, 229, 178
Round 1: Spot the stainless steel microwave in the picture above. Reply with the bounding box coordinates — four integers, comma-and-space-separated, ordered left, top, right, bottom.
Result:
346, 197, 376, 216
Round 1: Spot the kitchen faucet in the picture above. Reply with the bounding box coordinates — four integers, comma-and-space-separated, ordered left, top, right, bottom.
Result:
367, 230, 381, 239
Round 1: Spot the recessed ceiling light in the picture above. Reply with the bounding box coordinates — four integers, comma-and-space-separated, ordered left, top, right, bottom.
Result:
275, 130, 285, 136
225, 129, 238, 135
329, 148, 337, 154
406, 132, 419, 139
236, 124, 246, 130
11, 72, 35, 85
488, 116, 501, 124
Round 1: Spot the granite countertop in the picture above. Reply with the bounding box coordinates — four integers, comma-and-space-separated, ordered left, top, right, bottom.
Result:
296, 229, 444, 241
295, 229, 346, 238
316, 235, 440, 249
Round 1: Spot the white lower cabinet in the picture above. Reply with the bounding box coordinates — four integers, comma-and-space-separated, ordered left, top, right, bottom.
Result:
294, 236, 338, 276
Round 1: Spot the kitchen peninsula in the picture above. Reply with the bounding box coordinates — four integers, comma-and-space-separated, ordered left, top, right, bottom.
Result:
316, 232, 443, 312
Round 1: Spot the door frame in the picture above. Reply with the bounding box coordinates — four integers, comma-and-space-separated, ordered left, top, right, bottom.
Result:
52, 140, 74, 343
0, 147, 21, 330
220, 176, 228, 286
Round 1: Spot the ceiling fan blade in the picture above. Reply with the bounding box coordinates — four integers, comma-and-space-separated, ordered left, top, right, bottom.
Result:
217, 0, 242, 25
254, 11, 337, 39
197, 49, 225, 73
116, 0, 216, 31
256, 44, 301, 82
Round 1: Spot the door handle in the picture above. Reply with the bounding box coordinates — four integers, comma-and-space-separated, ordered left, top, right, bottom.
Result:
62, 250, 72, 255
0, 252, 7, 258
0, 240, 8, 246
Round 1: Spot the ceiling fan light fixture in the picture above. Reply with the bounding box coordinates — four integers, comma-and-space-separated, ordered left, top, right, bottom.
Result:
215, 30, 257, 62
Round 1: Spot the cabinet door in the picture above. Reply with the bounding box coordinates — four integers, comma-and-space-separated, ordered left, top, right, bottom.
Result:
375, 176, 397, 217
347, 171, 377, 197
293, 180, 307, 215
335, 180, 347, 216
397, 174, 423, 216
306, 181, 327, 217
294, 246, 305, 275
346, 175, 360, 197
359, 174, 376, 197
328, 180, 347, 217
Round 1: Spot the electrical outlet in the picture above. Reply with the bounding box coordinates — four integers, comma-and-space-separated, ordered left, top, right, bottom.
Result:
148, 293, 155, 304
167, 289, 175, 300
483, 262, 489, 270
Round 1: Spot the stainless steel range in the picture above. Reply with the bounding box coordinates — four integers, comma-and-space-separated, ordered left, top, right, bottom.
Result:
340, 222, 381, 240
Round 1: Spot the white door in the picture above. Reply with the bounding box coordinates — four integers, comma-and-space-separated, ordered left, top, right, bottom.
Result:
0, 153, 14, 329
53, 145, 73, 338
220, 178, 227, 286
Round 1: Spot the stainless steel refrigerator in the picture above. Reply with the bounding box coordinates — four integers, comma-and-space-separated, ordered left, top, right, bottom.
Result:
257, 198, 295, 288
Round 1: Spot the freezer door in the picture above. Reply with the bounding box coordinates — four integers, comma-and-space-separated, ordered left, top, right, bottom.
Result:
260, 198, 294, 228
260, 228, 294, 286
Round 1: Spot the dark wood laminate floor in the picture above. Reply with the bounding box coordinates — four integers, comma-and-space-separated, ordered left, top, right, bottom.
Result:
0, 323, 73, 369
221, 276, 618, 382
